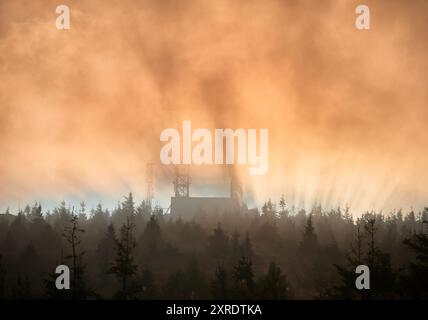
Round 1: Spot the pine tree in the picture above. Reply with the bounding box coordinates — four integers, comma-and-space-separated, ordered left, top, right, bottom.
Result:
186, 256, 207, 299
232, 257, 254, 299
362, 213, 395, 298
207, 223, 230, 261
62, 212, 88, 299
53, 201, 72, 235
16, 244, 41, 294
299, 214, 319, 257
258, 262, 290, 299
333, 214, 395, 299
364, 214, 377, 268
210, 263, 229, 299
343, 206, 353, 223
162, 256, 207, 299
261, 199, 276, 219
122, 193, 135, 221
35, 224, 62, 270
352, 218, 364, 265
97, 223, 116, 273
279, 195, 288, 219
29, 203, 43, 222
0, 217, 8, 245
333, 226, 361, 298
135, 201, 151, 234
333, 219, 364, 299
78, 202, 88, 224
110, 216, 138, 299
241, 232, 253, 260
95, 223, 117, 295
402, 229, 428, 298
136, 201, 152, 218
230, 230, 240, 265
139, 215, 163, 257
29, 204, 47, 245
1, 212, 29, 259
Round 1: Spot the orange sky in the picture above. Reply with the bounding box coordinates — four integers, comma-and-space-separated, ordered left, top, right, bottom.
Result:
1, 0, 427, 213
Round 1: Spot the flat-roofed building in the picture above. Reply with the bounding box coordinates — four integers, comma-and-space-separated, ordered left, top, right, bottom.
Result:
170, 196, 246, 220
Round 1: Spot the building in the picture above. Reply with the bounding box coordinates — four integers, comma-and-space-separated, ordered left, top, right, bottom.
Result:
171, 196, 246, 220
169, 165, 250, 220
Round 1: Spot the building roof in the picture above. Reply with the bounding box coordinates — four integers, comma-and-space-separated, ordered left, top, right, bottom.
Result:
170, 196, 245, 219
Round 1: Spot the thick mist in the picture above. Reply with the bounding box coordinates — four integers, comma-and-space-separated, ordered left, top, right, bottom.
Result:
1, 0, 427, 213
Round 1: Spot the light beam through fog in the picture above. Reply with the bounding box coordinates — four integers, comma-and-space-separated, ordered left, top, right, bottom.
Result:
0, 0, 427, 213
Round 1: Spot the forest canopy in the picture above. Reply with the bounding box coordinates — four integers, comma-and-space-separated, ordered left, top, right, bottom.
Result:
0, 194, 427, 300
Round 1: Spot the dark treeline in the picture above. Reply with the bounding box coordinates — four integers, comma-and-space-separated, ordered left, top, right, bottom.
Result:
0, 193, 427, 299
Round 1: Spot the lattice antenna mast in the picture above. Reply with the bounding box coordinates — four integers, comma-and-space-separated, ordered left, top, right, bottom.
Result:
174, 165, 190, 197
145, 161, 154, 207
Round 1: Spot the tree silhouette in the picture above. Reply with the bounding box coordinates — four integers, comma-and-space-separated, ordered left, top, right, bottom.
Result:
110, 216, 138, 299
1, 194, 428, 300
1, 212, 29, 260
299, 214, 319, 258
333, 219, 364, 299
210, 263, 229, 299
207, 223, 230, 262
257, 262, 290, 299
16, 244, 41, 295
97, 223, 116, 273
186, 256, 208, 299
262, 199, 276, 219
139, 215, 163, 257
62, 212, 88, 299
96, 222, 117, 295
122, 193, 135, 219
278, 195, 288, 219
333, 213, 396, 299
241, 232, 253, 260
402, 229, 428, 298
230, 230, 240, 266
362, 213, 395, 299
232, 257, 254, 299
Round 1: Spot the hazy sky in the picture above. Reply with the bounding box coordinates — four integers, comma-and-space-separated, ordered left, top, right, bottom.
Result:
1, 0, 427, 214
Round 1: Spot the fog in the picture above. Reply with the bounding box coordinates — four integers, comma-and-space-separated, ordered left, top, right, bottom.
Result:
1, 0, 427, 213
